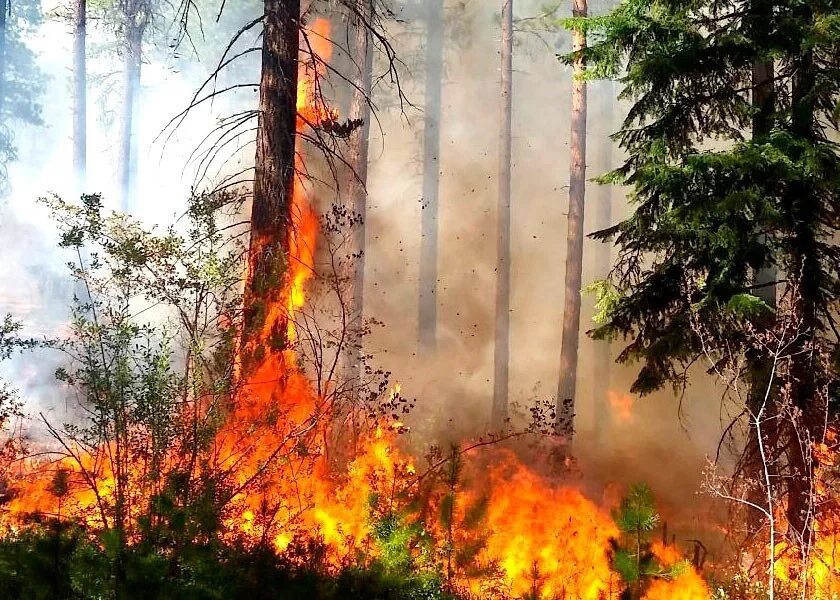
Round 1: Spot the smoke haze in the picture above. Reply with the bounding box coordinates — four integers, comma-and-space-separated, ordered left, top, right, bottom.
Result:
0, 0, 734, 554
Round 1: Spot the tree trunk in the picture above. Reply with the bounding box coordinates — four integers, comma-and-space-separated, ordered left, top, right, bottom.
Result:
743, 0, 777, 535
346, 0, 373, 381
785, 20, 818, 542
242, 0, 301, 373
73, 0, 87, 193
417, 0, 444, 351
555, 0, 588, 439
491, 0, 513, 429
119, 7, 143, 213
741, 0, 780, 534
592, 79, 613, 443
752, 50, 776, 309
0, 0, 7, 117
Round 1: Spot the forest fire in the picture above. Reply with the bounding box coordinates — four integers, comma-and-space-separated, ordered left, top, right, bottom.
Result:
0, 17, 713, 599
0, 0, 838, 597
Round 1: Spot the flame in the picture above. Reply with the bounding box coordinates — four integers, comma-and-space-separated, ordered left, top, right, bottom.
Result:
608, 390, 635, 424
772, 429, 840, 598
456, 450, 621, 599
642, 541, 711, 600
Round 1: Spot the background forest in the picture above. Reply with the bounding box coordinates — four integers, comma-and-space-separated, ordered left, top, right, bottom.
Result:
0, 0, 836, 598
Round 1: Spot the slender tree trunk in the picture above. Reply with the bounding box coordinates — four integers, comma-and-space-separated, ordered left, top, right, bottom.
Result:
0, 0, 8, 117
346, 0, 373, 381
744, 11, 777, 533
119, 9, 143, 212
555, 0, 588, 439
242, 0, 301, 372
592, 79, 613, 443
491, 0, 513, 429
417, 0, 444, 351
73, 0, 87, 192
785, 19, 818, 542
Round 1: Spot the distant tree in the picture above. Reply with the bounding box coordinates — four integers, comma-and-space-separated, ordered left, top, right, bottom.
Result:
492, 0, 514, 430
574, 0, 840, 541
345, 0, 374, 383
555, 0, 589, 440
0, 0, 43, 193
117, 0, 154, 211
73, 0, 87, 192
417, 0, 444, 352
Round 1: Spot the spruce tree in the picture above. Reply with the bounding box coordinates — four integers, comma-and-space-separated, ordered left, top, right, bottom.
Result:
570, 0, 840, 540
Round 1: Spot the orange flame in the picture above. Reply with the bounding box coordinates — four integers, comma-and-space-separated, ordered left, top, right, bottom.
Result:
643, 541, 711, 600
608, 390, 635, 424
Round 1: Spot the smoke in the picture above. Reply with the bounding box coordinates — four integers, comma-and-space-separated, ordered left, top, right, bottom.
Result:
358, 0, 733, 548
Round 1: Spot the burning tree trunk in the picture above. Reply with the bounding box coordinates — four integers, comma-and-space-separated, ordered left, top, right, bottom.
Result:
73, 0, 87, 192
242, 0, 301, 374
418, 0, 444, 352
555, 0, 588, 439
118, 1, 147, 212
346, 0, 373, 381
491, 0, 513, 429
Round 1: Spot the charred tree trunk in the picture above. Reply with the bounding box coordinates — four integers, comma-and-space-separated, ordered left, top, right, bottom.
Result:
73, 0, 87, 192
346, 0, 373, 381
555, 0, 588, 439
119, 4, 145, 212
491, 0, 513, 429
417, 0, 444, 351
242, 0, 301, 372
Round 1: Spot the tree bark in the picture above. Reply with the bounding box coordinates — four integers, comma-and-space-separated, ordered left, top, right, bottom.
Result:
555, 0, 587, 439
785, 19, 819, 542
119, 3, 144, 212
242, 0, 301, 373
346, 0, 373, 381
417, 0, 444, 352
743, 0, 777, 535
73, 0, 87, 193
491, 0, 513, 429
752, 52, 776, 309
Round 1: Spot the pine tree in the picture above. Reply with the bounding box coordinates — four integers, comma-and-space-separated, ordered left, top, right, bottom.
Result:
573, 0, 840, 539
492, 0, 514, 429
555, 0, 589, 440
